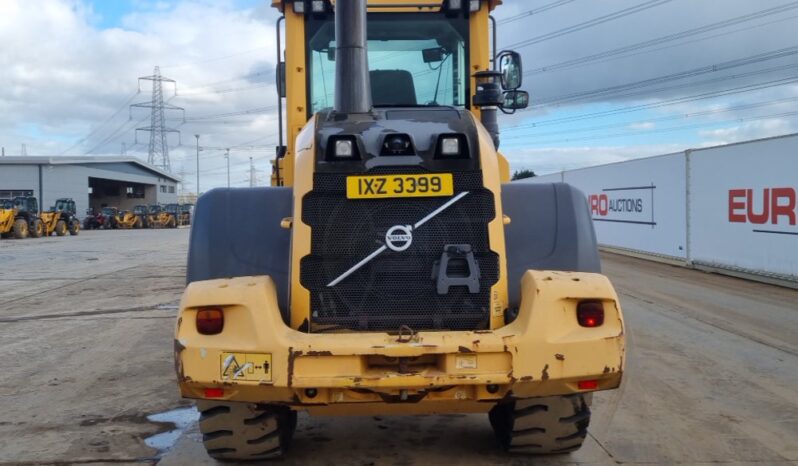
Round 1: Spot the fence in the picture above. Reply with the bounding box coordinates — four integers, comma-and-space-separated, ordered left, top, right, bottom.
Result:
522, 133, 798, 284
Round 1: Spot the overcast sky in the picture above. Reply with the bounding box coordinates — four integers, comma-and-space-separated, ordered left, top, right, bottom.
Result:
2, 0, 797, 190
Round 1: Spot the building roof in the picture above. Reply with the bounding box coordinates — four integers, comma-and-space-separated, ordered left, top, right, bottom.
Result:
0, 156, 181, 182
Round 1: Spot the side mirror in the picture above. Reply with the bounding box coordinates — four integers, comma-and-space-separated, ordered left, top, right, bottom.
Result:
497, 51, 523, 90
501, 90, 529, 111
422, 47, 446, 63
276, 62, 286, 98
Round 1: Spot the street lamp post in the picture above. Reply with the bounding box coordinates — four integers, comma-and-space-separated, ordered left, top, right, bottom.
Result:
194, 134, 200, 197
225, 148, 231, 188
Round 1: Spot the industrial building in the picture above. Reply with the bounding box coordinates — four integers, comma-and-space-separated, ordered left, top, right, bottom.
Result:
0, 156, 180, 217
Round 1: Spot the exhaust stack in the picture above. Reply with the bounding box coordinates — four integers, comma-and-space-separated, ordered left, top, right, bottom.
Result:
334, 0, 372, 114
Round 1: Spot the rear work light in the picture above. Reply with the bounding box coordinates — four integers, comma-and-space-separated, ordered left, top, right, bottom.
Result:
196, 307, 224, 335
576, 301, 604, 328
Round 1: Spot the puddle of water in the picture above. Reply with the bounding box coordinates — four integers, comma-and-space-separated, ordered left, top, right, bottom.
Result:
144, 406, 199, 454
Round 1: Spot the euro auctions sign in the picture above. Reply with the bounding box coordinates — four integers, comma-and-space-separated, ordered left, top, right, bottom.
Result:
690, 134, 798, 278
728, 188, 798, 234
589, 186, 655, 226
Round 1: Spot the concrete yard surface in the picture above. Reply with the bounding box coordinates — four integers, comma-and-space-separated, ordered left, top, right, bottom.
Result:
0, 229, 796, 465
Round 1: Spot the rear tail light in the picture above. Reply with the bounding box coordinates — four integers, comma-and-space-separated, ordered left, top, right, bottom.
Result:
577, 379, 599, 390
196, 307, 224, 335
577, 301, 604, 328
204, 387, 224, 398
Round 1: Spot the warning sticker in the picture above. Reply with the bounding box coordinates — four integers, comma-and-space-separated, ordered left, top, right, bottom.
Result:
220, 352, 272, 382
455, 355, 478, 370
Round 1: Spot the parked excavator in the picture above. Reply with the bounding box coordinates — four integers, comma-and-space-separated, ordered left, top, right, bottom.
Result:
175, 0, 625, 460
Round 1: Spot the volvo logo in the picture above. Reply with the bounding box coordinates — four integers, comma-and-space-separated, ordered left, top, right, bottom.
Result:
385, 225, 413, 252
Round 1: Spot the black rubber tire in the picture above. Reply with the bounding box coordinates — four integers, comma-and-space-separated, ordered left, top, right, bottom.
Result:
489, 394, 592, 455
69, 220, 80, 236
55, 220, 68, 236
197, 401, 297, 461
13, 219, 28, 239
29, 219, 44, 238
134, 217, 143, 229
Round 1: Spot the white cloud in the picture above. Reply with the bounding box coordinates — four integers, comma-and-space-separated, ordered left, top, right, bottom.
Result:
628, 121, 655, 130
0, 0, 279, 189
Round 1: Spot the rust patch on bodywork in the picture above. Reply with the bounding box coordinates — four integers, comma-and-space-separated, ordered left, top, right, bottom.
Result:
173, 339, 186, 381
541, 364, 550, 381
287, 348, 302, 387
307, 350, 333, 356
458, 346, 474, 353
555, 353, 565, 361
520, 375, 533, 382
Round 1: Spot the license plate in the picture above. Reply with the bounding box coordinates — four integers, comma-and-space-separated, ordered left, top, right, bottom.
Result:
346, 173, 454, 199
220, 352, 272, 382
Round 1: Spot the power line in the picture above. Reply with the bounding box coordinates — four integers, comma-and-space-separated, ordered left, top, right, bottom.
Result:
504, 0, 674, 49
525, 1, 798, 75
177, 82, 272, 97
59, 91, 140, 155
529, 45, 798, 107
502, 95, 798, 141
505, 108, 798, 146
495, 0, 577, 25
506, 74, 798, 129
183, 105, 277, 121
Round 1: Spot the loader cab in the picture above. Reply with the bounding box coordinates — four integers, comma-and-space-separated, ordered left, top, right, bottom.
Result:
165, 204, 179, 215
272, 0, 526, 186
133, 205, 149, 216
101, 207, 119, 217
52, 198, 76, 215
305, 12, 470, 114
13, 196, 38, 215
148, 204, 163, 215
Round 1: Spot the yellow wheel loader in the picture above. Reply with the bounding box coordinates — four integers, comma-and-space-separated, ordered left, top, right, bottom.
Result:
175, 0, 625, 460
114, 205, 147, 229
147, 204, 177, 229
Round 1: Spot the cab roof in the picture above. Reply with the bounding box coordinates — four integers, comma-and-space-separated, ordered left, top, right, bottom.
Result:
271, 0, 502, 13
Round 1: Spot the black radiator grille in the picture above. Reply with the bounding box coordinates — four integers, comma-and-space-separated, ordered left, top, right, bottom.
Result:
300, 168, 498, 332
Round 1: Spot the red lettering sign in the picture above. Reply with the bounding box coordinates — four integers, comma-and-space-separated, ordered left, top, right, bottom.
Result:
728, 187, 797, 225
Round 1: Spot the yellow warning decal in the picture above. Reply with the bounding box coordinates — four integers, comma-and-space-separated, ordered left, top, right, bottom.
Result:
220, 352, 272, 382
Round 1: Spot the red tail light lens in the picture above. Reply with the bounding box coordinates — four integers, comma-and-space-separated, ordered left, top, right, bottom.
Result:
577, 379, 599, 390
204, 387, 224, 398
577, 301, 604, 327
196, 308, 224, 335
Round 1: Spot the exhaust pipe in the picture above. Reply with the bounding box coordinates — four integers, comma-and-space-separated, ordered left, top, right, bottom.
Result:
334, 0, 372, 114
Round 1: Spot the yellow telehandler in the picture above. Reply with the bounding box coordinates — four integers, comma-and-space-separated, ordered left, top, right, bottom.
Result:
114, 205, 148, 229
175, 0, 625, 460
39, 198, 80, 237
0, 200, 24, 239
